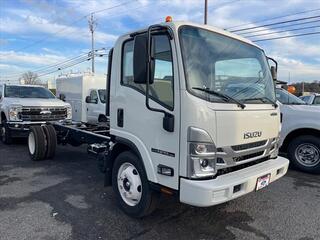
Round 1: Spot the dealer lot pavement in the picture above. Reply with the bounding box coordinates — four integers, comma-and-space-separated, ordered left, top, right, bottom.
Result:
1, 141, 320, 240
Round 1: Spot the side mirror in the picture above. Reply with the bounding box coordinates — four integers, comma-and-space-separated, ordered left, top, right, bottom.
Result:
270, 66, 277, 81
59, 94, 66, 101
133, 34, 154, 84
85, 96, 91, 103
163, 113, 174, 132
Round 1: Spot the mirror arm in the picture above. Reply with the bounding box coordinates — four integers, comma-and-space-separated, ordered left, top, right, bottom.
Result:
145, 25, 174, 132
267, 57, 278, 72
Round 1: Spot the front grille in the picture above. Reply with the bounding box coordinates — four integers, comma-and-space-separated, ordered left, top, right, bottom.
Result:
233, 151, 264, 162
20, 107, 67, 121
231, 140, 267, 151
216, 157, 270, 177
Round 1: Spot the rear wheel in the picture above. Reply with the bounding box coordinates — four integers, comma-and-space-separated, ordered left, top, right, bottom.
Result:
112, 151, 159, 218
28, 126, 46, 161
287, 135, 320, 174
42, 125, 57, 159
1, 119, 12, 144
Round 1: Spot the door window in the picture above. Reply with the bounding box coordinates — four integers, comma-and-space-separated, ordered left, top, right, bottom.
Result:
314, 96, 320, 105
122, 34, 174, 110
90, 90, 98, 103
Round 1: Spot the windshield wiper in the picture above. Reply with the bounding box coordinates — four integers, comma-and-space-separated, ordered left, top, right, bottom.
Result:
245, 97, 278, 108
192, 87, 246, 109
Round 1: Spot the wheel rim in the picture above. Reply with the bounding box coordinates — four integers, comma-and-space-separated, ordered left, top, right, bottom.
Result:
295, 143, 320, 167
28, 132, 36, 155
117, 162, 142, 206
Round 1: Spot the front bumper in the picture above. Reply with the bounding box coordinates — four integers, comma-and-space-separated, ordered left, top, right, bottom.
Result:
179, 156, 289, 207
7, 121, 47, 137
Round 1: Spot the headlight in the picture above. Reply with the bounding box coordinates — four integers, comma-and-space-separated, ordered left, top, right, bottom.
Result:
9, 105, 22, 121
66, 106, 72, 120
187, 127, 217, 179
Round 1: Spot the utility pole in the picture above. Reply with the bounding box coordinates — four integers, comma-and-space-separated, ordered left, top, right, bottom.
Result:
88, 13, 97, 73
204, 0, 208, 24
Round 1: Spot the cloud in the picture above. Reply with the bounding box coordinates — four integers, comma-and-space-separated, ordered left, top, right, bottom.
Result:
0, 15, 117, 44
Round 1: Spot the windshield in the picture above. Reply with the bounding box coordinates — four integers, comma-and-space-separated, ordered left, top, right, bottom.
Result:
179, 26, 275, 104
276, 88, 306, 105
98, 89, 106, 103
4, 86, 55, 99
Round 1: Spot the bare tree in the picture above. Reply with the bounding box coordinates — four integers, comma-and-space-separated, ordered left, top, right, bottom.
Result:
20, 71, 40, 85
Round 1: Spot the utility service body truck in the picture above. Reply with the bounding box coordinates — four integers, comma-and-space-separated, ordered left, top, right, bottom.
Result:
56, 73, 108, 123
27, 20, 289, 217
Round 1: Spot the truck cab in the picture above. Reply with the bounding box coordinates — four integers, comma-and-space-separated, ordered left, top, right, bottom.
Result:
106, 21, 288, 214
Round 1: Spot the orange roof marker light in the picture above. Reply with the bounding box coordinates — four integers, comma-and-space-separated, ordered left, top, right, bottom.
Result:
287, 85, 296, 94
165, 16, 173, 22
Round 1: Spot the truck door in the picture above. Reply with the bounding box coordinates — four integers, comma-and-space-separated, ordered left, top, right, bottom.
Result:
87, 89, 99, 123
111, 33, 180, 189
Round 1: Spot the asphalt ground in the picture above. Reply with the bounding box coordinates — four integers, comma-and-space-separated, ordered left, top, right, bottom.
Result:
1, 140, 320, 240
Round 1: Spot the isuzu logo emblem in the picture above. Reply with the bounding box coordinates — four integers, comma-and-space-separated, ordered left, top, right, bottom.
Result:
40, 110, 52, 115
244, 131, 262, 139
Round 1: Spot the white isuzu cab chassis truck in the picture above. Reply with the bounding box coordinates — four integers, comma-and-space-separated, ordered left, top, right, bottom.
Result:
27, 20, 289, 217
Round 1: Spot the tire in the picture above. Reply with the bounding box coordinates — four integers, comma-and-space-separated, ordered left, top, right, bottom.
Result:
1, 119, 12, 144
287, 135, 320, 174
112, 151, 159, 218
28, 126, 46, 161
42, 125, 57, 159
98, 115, 108, 123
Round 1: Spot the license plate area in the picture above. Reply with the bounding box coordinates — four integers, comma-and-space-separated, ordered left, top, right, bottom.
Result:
256, 174, 271, 191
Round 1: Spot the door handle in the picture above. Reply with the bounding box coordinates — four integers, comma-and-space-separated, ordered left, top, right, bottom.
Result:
117, 108, 124, 127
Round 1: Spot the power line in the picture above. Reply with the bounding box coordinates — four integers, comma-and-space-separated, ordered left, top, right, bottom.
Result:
245, 25, 320, 38
240, 19, 320, 35
231, 15, 320, 33
226, 8, 320, 30
252, 31, 320, 42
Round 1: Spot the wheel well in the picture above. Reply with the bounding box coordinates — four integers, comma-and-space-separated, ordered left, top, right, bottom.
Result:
281, 128, 320, 152
105, 141, 143, 186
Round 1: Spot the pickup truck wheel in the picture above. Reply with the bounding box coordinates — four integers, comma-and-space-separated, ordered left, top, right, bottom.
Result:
1, 120, 12, 144
42, 125, 57, 159
287, 135, 320, 174
28, 126, 46, 161
112, 151, 159, 218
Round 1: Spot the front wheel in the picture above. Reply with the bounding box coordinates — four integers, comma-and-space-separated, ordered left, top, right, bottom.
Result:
287, 135, 320, 174
1, 119, 12, 144
112, 151, 159, 218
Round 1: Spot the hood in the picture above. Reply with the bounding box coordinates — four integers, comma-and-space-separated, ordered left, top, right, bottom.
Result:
5, 98, 70, 108
280, 105, 320, 116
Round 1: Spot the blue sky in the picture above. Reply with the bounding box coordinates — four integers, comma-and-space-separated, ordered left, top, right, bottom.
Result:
0, 0, 319, 84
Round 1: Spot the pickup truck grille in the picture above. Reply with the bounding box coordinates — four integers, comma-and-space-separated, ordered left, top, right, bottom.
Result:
20, 107, 67, 121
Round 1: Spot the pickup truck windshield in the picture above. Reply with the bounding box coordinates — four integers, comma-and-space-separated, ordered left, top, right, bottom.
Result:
98, 89, 106, 103
179, 25, 275, 104
4, 86, 55, 99
276, 88, 306, 105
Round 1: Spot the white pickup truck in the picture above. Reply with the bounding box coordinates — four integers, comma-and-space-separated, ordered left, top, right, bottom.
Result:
276, 88, 320, 173
0, 84, 72, 144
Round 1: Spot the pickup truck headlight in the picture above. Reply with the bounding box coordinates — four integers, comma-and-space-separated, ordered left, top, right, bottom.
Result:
187, 127, 217, 179
9, 105, 22, 121
66, 106, 72, 120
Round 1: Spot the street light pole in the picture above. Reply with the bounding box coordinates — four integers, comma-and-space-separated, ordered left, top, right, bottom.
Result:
204, 0, 208, 24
